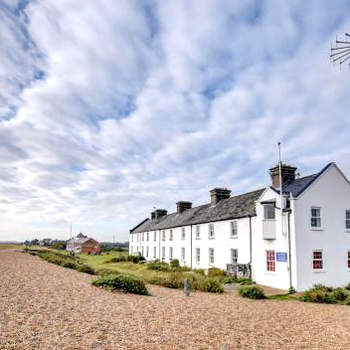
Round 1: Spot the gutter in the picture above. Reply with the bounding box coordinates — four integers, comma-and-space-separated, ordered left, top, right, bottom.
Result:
190, 224, 193, 269
249, 216, 252, 279
287, 211, 292, 288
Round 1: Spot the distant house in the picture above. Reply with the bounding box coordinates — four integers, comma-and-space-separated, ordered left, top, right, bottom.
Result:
66, 233, 101, 254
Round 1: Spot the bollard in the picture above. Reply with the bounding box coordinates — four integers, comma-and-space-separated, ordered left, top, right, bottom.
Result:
184, 278, 190, 296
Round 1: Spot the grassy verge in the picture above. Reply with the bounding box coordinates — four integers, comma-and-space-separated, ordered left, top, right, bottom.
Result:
0, 243, 22, 250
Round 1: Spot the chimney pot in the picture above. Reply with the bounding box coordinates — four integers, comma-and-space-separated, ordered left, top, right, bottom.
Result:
210, 188, 231, 206
176, 201, 192, 214
151, 209, 167, 220
269, 164, 297, 189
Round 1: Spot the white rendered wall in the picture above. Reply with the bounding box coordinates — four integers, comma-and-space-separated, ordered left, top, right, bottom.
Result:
293, 165, 350, 290
252, 188, 292, 290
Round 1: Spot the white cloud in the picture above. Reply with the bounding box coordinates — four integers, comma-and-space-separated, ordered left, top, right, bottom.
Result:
1, 0, 350, 241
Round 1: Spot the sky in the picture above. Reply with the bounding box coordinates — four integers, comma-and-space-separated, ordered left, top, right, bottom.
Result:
1, 0, 350, 242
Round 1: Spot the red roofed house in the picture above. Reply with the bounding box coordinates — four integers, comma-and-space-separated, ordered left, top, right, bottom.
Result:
66, 233, 101, 255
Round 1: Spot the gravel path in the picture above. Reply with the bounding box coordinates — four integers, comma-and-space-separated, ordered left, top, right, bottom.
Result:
1, 250, 350, 349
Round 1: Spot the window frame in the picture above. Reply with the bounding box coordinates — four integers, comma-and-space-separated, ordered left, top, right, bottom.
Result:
162, 246, 165, 260
146, 232, 149, 241
231, 248, 238, 265
263, 203, 275, 220
312, 249, 324, 271
153, 246, 156, 259
346, 210, 350, 232
208, 248, 214, 265
230, 221, 238, 238
169, 229, 173, 241
195, 225, 201, 240
169, 247, 173, 260
181, 227, 186, 240
196, 248, 200, 264
162, 230, 165, 241
146, 246, 149, 258
153, 231, 157, 241
181, 247, 185, 261
310, 207, 322, 230
266, 250, 275, 272
208, 223, 215, 239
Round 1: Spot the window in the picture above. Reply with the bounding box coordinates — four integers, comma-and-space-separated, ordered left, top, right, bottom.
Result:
162, 246, 165, 260
131, 246, 133, 254
313, 250, 323, 270
231, 249, 238, 265
137, 233, 139, 242
266, 250, 275, 272
162, 230, 165, 241
209, 248, 214, 265
141, 246, 144, 257
142, 233, 144, 241
146, 232, 149, 241
153, 247, 157, 258
196, 225, 200, 240
208, 224, 214, 239
131, 234, 133, 242
181, 247, 185, 261
264, 204, 275, 219
347, 251, 350, 269
311, 207, 321, 228
153, 231, 157, 241
346, 210, 350, 230
169, 247, 173, 260
169, 229, 173, 241
196, 248, 200, 264
230, 221, 238, 238
146, 246, 149, 258
181, 228, 185, 240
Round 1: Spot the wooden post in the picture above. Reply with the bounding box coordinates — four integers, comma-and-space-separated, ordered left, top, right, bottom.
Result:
184, 278, 190, 296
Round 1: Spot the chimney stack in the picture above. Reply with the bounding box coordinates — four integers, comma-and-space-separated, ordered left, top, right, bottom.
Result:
151, 209, 167, 220
269, 164, 297, 189
210, 188, 231, 206
176, 201, 192, 214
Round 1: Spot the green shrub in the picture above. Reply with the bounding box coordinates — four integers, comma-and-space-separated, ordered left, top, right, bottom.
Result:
170, 259, 180, 268
301, 288, 335, 304
235, 278, 254, 285
192, 268, 205, 276
344, 296, 350, 305
201, 278, 224, 293
92, 274, 149, 295
345, 283, 350, 291
313, 284, 333, 292
131, 255, 146, 263
239, 286, 266, 299
77, 264, 96, 275
208, 267, 226, 277
147, 260, 170, 271
330, 287, 348, 302
221, 276, 235, 284
288, 286, 296, 294
61, 260, 79, 269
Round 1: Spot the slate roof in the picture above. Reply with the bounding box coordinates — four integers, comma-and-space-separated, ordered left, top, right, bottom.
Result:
274, 163, 334, 197
130, 188, 264, 233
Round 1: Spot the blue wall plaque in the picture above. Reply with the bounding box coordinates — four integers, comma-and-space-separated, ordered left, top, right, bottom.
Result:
276, 252, 288, 262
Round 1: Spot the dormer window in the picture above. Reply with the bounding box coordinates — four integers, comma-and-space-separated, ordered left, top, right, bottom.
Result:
263, 203, 275, 219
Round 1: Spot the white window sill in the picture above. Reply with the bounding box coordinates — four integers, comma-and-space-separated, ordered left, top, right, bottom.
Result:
313, 269, 325, 273
345, 230, 350, 233
230, 236, 238, 239
195, 238, 201, 240
208, 237, 215, 240
264, 271, 276, 275
310, 228, 323, 231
